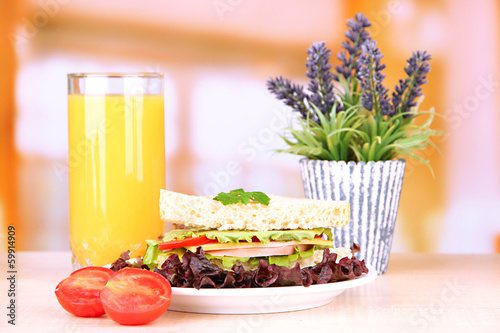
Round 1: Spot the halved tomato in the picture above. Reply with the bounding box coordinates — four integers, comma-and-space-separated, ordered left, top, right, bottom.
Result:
100, 268, 172, 325
55, 266, 114, 317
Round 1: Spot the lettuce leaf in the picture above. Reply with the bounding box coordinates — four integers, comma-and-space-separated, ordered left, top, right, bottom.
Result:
268, 246, 315, 266
204, 245, 316, 269
143, 239, 160, 267
161, 228, 331, 245
153, 247, 369, 289
109, 251, 148, 271
204, 254, 251, 268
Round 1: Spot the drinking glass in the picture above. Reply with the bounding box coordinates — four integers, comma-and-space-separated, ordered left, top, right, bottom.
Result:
68, 73, 165, 269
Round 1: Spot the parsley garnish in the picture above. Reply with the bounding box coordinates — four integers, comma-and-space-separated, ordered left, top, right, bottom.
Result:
213, 189, 270, 206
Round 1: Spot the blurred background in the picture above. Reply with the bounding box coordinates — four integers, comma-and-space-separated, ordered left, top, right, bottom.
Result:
1, 0, 499, 253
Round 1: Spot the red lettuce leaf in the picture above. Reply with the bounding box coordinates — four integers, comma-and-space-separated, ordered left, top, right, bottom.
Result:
109, 250, 148, 272
153, 247, 368, 289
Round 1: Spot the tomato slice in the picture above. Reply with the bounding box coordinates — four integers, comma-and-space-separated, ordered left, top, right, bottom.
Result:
158, 235, 218, 251
100, 268, 172, 325
55, 266, 114, 317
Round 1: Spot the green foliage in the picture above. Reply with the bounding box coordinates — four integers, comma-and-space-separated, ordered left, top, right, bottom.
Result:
280, 97, 443, 173
213, 188, 270, 206
351, 103, 444, 175
279, 104, 365, 161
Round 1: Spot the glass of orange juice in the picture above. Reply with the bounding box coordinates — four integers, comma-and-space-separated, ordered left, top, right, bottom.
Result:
67, 73, 165, 269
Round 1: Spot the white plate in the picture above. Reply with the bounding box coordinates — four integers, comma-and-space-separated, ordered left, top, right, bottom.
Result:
169, 266, 377, 314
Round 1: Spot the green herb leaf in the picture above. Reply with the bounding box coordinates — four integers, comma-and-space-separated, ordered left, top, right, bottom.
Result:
213, 188, 270, 206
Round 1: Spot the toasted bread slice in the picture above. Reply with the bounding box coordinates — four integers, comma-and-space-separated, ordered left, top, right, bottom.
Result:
159, 190, 350, 231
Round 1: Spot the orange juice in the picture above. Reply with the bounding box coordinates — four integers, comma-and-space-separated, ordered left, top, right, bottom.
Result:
68, 94, 165, 267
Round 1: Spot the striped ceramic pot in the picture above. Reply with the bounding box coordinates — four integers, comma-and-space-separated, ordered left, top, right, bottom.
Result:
299, 158, 406, 274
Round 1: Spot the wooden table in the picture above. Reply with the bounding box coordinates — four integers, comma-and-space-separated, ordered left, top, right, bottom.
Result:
1, 252, 499, 333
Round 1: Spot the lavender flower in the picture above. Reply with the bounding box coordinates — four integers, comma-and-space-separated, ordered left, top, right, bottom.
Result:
306, 41, 338, 114
358, 41, 392, 115
392, 51, 432, 117
267, 76, 309, 119
267, 42, 345, 124
335, 13, 372, 81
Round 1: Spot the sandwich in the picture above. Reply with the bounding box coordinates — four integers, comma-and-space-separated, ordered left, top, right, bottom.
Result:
137, 189, 368, 289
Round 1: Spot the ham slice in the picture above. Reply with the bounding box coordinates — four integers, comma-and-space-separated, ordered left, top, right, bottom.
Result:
205, 244, 314, 257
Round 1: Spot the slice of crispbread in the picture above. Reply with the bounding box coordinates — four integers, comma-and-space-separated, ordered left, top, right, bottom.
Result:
159, 190, 350, 231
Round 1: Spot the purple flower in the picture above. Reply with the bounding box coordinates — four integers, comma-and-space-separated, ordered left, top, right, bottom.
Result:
392, 51, 432, 117
358, 41, 392, 115
267, 76, 309, 119
335, 13, 372, 82
268, 42, 345, 124
306, 41, 340, 114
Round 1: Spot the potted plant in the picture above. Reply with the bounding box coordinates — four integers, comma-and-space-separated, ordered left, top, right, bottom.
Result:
266, 13, 441, 274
